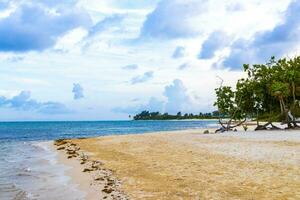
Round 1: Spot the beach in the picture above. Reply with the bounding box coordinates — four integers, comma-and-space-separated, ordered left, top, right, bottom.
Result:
54, 128, 300, 200
0, 120, 218, 199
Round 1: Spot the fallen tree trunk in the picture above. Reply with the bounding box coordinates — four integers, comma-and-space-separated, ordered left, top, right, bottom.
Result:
216, 118, 246, 133
282, 110, 300, 129
255, 122, 282, 131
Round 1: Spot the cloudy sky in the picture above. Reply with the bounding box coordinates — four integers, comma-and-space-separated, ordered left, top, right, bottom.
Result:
0, 0, 299, 121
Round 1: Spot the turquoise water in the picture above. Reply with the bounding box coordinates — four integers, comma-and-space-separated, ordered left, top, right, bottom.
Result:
0, 120, 217, 142
0, 120, 217, 199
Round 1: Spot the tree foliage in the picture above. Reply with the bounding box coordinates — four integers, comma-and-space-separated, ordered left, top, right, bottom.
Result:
133, 110, 219, 120
214, 56, 300, 130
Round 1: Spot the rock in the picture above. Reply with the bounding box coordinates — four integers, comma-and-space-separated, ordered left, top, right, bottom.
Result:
107, 179, 115, 186
54, 139, 67, 146
95, 177, 104, 181
107, 182, 113, 186
81, 157, 87, 162
83, 168, 93, 172
203, 130, 209, 134
79, 153, 88, 161
67, 150, 76, 155
57, 146, 65, 150
91, 161, 103, 169
67, 154, 76, 159
80, 161, 86, 165
102, 188, 114, 194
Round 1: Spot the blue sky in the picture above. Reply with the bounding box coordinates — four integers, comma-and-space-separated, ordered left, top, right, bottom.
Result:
0, 0, 298, 121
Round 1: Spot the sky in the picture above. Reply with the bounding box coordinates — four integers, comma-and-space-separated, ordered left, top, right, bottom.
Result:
0, 0, 299, 121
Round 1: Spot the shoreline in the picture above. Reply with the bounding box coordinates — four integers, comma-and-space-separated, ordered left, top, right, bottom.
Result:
51, 128, 215, 200
53, 128, 300, 199
49, 142, 100, 200
52, 139, 129, 200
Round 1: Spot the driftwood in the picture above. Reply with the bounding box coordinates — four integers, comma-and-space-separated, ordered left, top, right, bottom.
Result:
215, 78, 246, 133
254, 108, 300, 131
281, 121, 300, 129
281, 110, 300, 129
255, 122, 281, 131
215, 118, 246, 133
289, 111, 300, 129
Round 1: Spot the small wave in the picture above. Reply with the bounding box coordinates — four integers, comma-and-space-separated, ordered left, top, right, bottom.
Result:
31, 141, 51, 151
13, 190, 29, 200
16, 173, 31, 177
0, 140, 85, 200
0, 183, 30, 200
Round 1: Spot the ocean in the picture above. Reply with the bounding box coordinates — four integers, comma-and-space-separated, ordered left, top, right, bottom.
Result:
0, 120, 217, 200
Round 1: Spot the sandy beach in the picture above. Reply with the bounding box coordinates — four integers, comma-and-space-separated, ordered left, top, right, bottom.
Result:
54, 128, 300, 200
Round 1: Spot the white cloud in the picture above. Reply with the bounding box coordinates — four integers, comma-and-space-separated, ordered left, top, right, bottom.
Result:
131, 71, 154, 84
122, 64, 138, 70
72, 83, 84, 100
0, 0, 296, 120
0, 91, 71, 114
178, 63, 190, 70
113, 79, 202, 114
163, 79, 191, 113
0, 1, 92, 52
140, 0, 207, 39
172, 46, 185, 59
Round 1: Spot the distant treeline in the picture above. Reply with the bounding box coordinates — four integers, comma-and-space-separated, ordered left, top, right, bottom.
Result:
133, 110, 220, 120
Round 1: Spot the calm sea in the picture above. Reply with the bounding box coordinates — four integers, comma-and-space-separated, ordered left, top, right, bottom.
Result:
0, 120, 217, 200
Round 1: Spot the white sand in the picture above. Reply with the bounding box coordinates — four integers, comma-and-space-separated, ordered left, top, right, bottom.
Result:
54, 129, 300, 199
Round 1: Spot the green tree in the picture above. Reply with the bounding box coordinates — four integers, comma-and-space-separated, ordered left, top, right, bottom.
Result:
215, 56, 300, 131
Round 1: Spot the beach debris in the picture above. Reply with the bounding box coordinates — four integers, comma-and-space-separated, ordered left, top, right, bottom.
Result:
83, 168, 94, 172
215, 127, 226, 133
95, 177, 104, 181
79, 152, 88, 160
54, 139, 129, 200
102, 188, 114, 194
107, 179, 115, 186
203, 130, 209, 134
79, 154, 88, 164
54, 139, 67, 146
57, 146, 65, 150
80, 161, 86, 165
242, 124, 248, 131
255, 122, 282, 131
91, 160, 103, 169
66, 150, 76, 154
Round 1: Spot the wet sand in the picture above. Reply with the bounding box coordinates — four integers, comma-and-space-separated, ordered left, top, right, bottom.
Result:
55, 129, 300, 200
55, 147, 101, 200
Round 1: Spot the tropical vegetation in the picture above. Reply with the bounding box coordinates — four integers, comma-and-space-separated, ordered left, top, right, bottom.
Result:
214, 56, 300, 131
133, 111, 219, 120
